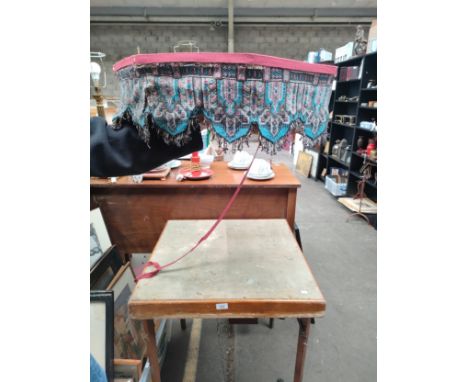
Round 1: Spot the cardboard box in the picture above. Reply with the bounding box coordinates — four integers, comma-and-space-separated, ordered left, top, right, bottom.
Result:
306, 51, 316, 63
367, 19, 377, 53
307, 49, 333, 63
335, 42, 354, 63
318, 48, 333, 62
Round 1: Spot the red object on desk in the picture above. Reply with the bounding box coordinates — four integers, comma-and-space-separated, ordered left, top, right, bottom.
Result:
191, 151, 201, 176
179, 168, 213, 180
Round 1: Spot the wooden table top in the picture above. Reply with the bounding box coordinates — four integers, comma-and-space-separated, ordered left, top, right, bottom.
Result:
129, 219, 325, 319
90, 161, 301, 189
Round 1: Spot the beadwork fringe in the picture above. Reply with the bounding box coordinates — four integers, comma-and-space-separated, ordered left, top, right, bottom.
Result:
113, 108, 323, 154
204, 122, 253, 154
113, 109, 199, 148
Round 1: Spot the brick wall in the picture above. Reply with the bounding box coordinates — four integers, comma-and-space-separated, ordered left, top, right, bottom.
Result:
91, 24, 362, 97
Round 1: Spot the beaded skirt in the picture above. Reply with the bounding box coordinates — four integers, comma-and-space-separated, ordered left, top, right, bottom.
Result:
112, 52, 337, 153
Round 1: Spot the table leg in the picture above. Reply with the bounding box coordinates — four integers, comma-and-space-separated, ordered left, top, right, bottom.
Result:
143, 319, 161, 382
293, 318, 311, 382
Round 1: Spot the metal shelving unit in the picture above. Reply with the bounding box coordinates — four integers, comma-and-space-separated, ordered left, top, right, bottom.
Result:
322, 51, 378, 227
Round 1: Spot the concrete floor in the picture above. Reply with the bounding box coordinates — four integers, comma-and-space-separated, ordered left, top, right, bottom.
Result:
160, 147, 377, 382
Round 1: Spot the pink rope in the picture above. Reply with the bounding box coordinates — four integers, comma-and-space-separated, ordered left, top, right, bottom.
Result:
136, 144, 261, 280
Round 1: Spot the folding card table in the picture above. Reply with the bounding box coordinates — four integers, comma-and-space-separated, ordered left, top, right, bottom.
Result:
129, 219, 326, 382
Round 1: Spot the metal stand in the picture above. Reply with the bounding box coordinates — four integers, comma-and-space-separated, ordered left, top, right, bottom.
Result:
346, 161, 374, 225
347, 178, 370, 225
93, 86, 106, 118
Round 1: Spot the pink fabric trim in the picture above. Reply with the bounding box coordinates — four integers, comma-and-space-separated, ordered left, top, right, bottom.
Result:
113, 52, 337, 76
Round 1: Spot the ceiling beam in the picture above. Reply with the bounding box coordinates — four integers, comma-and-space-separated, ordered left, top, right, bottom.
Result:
90, 6, 377, 18
90, 16, 374, 25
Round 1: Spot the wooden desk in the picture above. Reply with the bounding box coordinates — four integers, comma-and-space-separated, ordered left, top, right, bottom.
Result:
90, 162, 300, 254
129, 219, 325, 382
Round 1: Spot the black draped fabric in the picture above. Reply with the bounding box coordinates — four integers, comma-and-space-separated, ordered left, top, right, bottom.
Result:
90, 117, 203, 177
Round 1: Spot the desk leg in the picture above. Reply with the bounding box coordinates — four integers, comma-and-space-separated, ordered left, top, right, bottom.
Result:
286, 189, 297, 230
143, 319, 161, 382
293, 318, 311, 382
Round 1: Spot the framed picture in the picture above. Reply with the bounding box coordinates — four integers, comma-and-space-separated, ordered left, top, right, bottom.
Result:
107, 263, 147, 360
114, 358, 143, 381
90, 291, 114, 382
90, 245, 123, 290
308, 149, 320, 179
90, 208, 112, 269
296, 151, 313, 178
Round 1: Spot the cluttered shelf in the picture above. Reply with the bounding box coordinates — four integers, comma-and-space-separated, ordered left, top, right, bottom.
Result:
355, 125, 376, 132
334, 50, 376, 66
317, 23, 377, 227
328, 155, 350, 167
352, 152, 377, 164
333, 54, 364, 66
332, 122, 356, 129
337, 78, 361, 84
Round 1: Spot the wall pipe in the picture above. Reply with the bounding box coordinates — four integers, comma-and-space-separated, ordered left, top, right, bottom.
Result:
228, 0, 234, 52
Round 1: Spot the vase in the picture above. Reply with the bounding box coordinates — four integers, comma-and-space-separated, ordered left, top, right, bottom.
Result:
332, 140, 340, 157
342, 145, 352, 164
338, 139, 348, 159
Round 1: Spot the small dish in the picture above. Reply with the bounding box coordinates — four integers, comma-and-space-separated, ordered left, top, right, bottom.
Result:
179, 168, 214, 180
247, 171, 275, 181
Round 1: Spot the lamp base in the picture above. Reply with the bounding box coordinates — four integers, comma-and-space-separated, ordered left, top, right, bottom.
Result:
93, 87, 106, 118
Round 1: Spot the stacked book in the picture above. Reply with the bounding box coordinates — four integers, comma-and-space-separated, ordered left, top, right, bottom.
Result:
339, 66, 360, 81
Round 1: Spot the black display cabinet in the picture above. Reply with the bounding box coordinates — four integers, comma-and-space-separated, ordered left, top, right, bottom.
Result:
323, 51, 377, 227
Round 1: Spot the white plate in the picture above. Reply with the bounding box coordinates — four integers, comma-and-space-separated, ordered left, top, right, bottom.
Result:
166, 160, 181, 169
178, 154, 191, 160
228, 161, 250, 170
247, 171, 275, 180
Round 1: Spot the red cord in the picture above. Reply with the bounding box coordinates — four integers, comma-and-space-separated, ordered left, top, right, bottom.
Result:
137, 144, 261, 280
